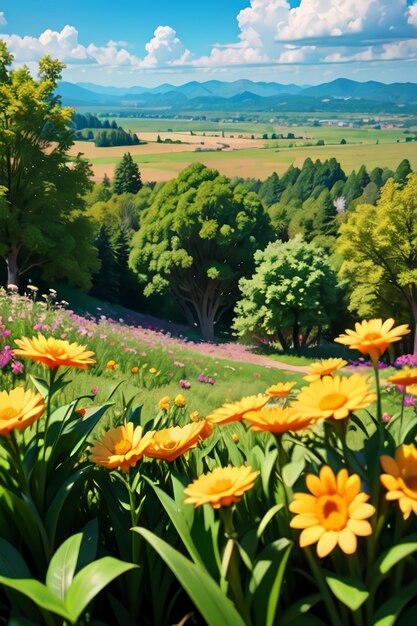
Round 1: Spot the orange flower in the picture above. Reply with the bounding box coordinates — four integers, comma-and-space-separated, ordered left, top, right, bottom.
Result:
144, 420, 211, 462
89, 422, 155, 472
380, 444, 417, 519
265, 382, 296, 397
290, 466, 375, 558
0, 387, 45, 435
291, 374, 375, 421
387, 368, 417, 387
335, 318, 410, 363
184, 465, 259, 508
159, 396, 170, 411
175, 394, 186, 408
304, 358, 348, 383
190, 410, 200, 421
206, 395, 269, 426
14, 334, 95, 369
106, 360, 117, 370
232, 434, 239, 443
75, 408, 86, 416
244, 406, 317, 434
131, 366, 139, 374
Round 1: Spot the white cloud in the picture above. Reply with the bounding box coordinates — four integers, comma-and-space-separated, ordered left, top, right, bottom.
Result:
409, 3, 417, 27
0, 11, 6, 26
141, 26, 191, 67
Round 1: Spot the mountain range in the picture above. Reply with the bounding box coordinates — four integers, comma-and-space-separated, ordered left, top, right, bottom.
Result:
58, 78, 417, 113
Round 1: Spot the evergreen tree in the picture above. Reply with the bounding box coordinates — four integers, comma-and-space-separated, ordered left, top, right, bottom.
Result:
357, 165, 370, 190
259, 172, 281, 206
90, 226, 119, 301
113, 153, 143, 195
343, 171, 362, 205
394, 159, 412, 185
370, 166, 383, 188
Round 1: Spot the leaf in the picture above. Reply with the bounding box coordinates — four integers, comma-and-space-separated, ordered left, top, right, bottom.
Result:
46, 533, 82, 601
378, 534, 417, 576
147, 480, 206, 570
372, 580, 417, 626
76, 518, 99, 572
29, 375, 49, 400
0, 576, 70, 621
282, 460, 305, 488
0, 538, 32, 578
279, 593, 323, 626
325, 573, 369, 611
257, 504, 284, 539
251, 539, 292, 626
64, 557, 137, 623
133, 527, 246, 626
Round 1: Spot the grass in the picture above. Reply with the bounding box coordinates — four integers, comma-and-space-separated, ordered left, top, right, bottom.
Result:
88, 140, 417, 180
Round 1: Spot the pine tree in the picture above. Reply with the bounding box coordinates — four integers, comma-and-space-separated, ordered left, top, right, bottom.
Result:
394, 159, 412, 185
91, 226, 119, 301
113, 153, 143, 195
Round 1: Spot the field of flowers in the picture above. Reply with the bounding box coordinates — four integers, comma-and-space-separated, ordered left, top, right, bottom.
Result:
1, 287, 417, 625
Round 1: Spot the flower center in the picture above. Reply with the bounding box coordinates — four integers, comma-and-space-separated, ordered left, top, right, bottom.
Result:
319, 393, 348, 411
363, 332, 381, 342
318, 495, 348, 530
399, 475, 417, 500
114, 439, 132, 455
211, 478, 232, 493
163, 440, 177, 450
0, 407, 19, 421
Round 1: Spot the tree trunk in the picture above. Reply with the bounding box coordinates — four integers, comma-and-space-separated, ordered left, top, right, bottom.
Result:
5, 247, 20, 286
292, 322, 301, 354
276, 328, 289, 352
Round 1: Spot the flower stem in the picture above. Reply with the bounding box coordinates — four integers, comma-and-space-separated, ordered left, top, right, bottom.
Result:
305, 548, 344, 626
372, 360, 382, 422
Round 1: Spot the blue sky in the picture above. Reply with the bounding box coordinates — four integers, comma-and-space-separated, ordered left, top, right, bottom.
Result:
1, 1, 417, 86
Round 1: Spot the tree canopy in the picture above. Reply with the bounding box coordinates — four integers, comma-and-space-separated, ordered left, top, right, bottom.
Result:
113, 153, 143, 195
233, 235, 339, 351
129, 162, 272, 340
338, 172, 417, 352
0, 42, 99, 288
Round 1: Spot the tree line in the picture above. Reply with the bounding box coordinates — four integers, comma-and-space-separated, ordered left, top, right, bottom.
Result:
73, 112, 140, 147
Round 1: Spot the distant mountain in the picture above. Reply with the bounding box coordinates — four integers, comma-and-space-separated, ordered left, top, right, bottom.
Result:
58, 78, 417, 112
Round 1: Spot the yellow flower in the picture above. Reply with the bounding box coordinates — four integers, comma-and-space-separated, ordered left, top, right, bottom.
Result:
106, 360, 117, 370
175, 394, 186, 408
0, 387, 45, 435
380, 444, 417, 520
265, 382, 296, 397
290, 466, 375, 558
89, 422, 155, 472
184, 465, 259, 509
387, 368, 417, 387
232, 434, 239, 443
149, 367, 157, 374
206, 395, 269, 426
14, 334, 96, 369
131, 366, 139, 374
244, 406, 318, 434
291, 374, 376, 421
304, 358, 348, 383
190, 410, 200, 421
335, 318, 410, 362
144, 421, 211, 462
406, 384, 417, 396
159, 396, 170, 411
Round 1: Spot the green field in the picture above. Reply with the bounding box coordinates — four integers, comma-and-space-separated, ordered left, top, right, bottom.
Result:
89, 140, 417, 181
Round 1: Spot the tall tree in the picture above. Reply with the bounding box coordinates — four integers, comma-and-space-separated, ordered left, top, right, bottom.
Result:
129, 163, 272, 341
113, 153, 142, 195
90, 226, 119, 301
394, 159, 412, 186
0, 42, 99, 287
339, 173, 417, 353
233, 235, 339, 352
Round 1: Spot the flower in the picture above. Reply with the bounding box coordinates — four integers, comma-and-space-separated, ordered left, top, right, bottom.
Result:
75, 408, 86, 416
11, 361, 24, 375
175, 394, 186, 408
206, 395, 269, 426
404, 396, 416, 407
14, 335, 95, 369
184, 465, 259, 509
304, 358, 348, 383
382, 412, 392, 423
159, 396, 170, 411
244, 406, 318, 434
131, 366, 139, 374
180, 379, 191, 389
265, 382, 296, 397
91, 386, 99, 395
387, 367, 417, 387
335, 319, 410, 362
0, 387, 45, 435
289, 466, 375, 558
0, 346, 14, 368
291, 374, 375, 421
89, 422, 155, 472
144, 421, 211, 462
149, 367, 157, 374
190, 410, 200, 421
106, 360, 116, 370
380, 445, 417, 519
232, 434, 239, 443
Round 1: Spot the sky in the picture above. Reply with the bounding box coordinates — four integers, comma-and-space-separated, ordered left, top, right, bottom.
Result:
1, 0, 417, 87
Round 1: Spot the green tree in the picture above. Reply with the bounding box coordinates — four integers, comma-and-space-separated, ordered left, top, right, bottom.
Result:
113, 153, 143, 195
394, 159, 412, 185
90, 226, 119, 301
0, 42, 98, 287
233, 235, 339, 352
129, 163, 272, 340
338, 173, 417, 352
258, 172, 281, 206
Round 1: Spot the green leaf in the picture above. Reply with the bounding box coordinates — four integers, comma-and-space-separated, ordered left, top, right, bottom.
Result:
372, 580, 417, 626
147, 480, 206, 570
29, 375, 49, 400
257, 504, 284, 539
133, 527, 246, 626
279, 593, 323, 626
46, 533, 82, 601
0, 576, 70, 621
325, 573, 369, 611
0, 538, 31, 578
64, 557, 137, 623
378, 534, 417, 576
251, 539, 292, 626
282, 460, 305, 488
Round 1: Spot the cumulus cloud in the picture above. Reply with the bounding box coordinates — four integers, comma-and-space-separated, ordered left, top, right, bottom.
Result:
141, 26, 191, 67
0, 11, 6, 26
